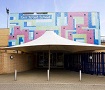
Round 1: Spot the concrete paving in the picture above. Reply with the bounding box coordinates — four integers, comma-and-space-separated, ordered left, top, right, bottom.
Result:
0, 69, 105, 90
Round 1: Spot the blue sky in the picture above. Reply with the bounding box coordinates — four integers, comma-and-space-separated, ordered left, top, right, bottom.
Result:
0, 0, 105, 35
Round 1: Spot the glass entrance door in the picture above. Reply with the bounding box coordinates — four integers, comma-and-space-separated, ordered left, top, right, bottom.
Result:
37, 52, 64, 68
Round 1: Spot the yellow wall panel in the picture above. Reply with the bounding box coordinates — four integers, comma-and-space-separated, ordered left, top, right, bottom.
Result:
0, 29, 9, 46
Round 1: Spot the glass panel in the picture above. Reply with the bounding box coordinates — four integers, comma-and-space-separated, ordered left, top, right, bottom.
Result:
44, 52, 48, 67
38, 52, 44, 67
56, 53, 64, 67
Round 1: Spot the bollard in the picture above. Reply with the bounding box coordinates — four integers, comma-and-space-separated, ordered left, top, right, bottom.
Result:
47, 69, 49, 81
79, 70, 81, 81
14, 70, 17, 81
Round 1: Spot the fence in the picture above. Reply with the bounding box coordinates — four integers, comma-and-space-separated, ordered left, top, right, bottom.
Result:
64, 52, 105, 75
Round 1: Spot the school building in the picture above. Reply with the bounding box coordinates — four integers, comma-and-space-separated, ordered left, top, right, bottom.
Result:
0, 12, 105, 76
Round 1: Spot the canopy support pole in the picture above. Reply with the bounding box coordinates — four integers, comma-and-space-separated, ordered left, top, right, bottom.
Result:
49, 46, 50, 71
47, 46, 50, 81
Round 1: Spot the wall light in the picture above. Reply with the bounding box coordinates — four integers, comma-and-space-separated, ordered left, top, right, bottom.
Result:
10, 55, 14, 59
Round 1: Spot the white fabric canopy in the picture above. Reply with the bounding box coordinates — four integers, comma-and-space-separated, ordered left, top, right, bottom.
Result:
3, 30, 105, 52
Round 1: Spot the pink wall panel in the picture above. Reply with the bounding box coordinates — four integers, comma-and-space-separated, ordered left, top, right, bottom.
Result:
34, 30, 46, 39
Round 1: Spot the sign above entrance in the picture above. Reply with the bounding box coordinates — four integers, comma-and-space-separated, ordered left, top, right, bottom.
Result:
19, 13, 52, 20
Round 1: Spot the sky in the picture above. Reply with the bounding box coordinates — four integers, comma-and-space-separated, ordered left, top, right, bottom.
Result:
0, 0, 105, 35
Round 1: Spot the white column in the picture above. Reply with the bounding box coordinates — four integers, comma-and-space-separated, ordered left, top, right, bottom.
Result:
47, 69, 49, 81
14, 70, 17, 81
79, 70, 81, 81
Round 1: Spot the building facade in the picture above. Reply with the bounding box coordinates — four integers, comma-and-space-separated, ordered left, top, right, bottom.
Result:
1, 12, 104, 75
9, 12, 100, 46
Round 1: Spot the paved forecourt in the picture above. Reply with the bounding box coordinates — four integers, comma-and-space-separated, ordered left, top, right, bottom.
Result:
0, 69, 105, 90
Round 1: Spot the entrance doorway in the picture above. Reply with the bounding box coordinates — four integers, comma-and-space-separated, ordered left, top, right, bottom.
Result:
37, 52, 64, 68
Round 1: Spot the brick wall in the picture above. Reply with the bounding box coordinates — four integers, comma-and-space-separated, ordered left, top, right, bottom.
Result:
0, 53, 3, 74
0, 28, 9, 47
0, 53, 35, 74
